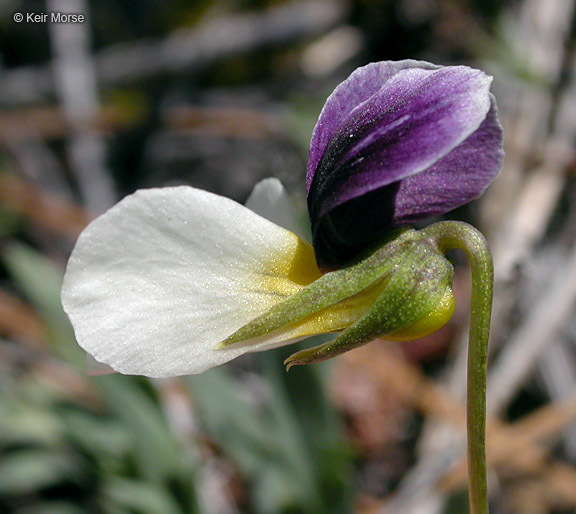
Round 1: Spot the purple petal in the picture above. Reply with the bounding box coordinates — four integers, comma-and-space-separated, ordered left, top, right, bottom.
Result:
312, 99, 503, 268
393, 97, 503, 223
306, 60, 503, 269
307, 60, 441, 191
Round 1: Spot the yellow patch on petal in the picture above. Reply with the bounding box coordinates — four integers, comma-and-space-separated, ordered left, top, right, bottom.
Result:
254, 233, 322, 299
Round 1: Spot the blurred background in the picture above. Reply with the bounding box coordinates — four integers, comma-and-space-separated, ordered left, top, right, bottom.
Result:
1, 0, 576, 513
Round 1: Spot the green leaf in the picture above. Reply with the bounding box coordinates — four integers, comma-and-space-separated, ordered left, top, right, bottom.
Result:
94, 375, 194, 485
61, 408, 130, 458
185, 368, 273, 476
103, 477, 183, 514
185, 357, 354, 514
0, 404, 62, 447
0, 450, 79, 495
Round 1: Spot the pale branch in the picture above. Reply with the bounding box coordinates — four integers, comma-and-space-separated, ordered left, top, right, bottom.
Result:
1, 1, 344, 105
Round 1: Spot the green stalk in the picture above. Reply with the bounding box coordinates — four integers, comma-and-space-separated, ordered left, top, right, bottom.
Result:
421, 221, 493, 514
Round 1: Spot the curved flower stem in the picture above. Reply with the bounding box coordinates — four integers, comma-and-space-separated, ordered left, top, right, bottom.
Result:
421, 221, 493, 514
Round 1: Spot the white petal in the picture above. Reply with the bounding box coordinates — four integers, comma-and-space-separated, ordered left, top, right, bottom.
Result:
245, 178, 307, 240
62, 187, 321, 377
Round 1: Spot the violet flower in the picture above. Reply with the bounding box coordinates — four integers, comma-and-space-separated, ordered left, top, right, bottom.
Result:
61, 60, 502, 378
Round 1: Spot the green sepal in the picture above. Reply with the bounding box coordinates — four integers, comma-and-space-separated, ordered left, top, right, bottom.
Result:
284, 237, 454, 369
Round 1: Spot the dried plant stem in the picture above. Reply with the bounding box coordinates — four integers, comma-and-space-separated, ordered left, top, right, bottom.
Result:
423, 221, 493, 514
48, 0, 115, 213
1, 1, 343, 105
487, 240, 576, 414
0, 174, 90, 237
